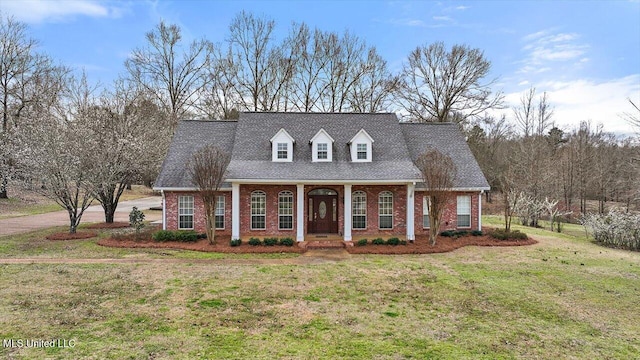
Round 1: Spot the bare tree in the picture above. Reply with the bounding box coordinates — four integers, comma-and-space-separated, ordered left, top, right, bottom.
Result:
349, 48, 400, 112
188, 145, 231, 244
125, 21, 214, 126
622, 98, 640, 132
397, 42, 503, 123
415, 150, 457, 245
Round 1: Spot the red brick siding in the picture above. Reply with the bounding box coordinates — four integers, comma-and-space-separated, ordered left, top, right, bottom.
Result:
239, 184, 298, 238
351, 185, 407, 236
164, 191, 231, 235
414, 191, 480, 235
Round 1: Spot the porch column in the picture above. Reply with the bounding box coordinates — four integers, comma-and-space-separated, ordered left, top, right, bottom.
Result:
344, 184, 352, 241
296, 184, 304, 242
406, 183, 415, 241
478, 191, 483, 231
161, 190, 166, 230
232, 183, 240, 239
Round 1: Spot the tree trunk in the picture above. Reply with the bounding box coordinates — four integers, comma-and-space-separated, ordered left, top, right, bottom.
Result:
69, 215, 78, 234
105, 206, 115, 224
0, 176, 7, 199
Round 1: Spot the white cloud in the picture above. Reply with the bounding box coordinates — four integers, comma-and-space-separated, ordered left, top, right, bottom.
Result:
500, 75, 640, 135
433, 16, 452, 22
455, 5, 469, 10
0, 0, 121, 23
518, 29, 589, 74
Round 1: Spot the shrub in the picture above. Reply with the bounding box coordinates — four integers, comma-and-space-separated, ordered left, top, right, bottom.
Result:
197, 233, 208, 239
399, 240, 407, 245
581, 210, 640, 251
489, 229, 528, 241
356, 238, 368, 246
152, 230, 198, 242
279, 238, 294, 246
453, 230, 469, 237
471, 230, 483, 236
248, 237, 261, 246
386, 237, 400, 245
372, 238, 385, 245
129, 207, 145, 233
263, 237, 278, 246
440, 230, 455, 237
230, 238, 242, 247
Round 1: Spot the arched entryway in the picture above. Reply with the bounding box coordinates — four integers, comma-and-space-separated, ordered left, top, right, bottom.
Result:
307, 188, 338, 234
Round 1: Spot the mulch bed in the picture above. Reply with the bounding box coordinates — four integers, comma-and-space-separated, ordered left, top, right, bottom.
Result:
346, 234, 538, 254
98, 235, 305, 254
86, 222, 131, 229
46, 232, 98, 241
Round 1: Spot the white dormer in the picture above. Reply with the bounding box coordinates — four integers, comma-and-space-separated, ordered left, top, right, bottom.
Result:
310, 128, 335, 162
349, 129, 374, 162
270, 128, 295, 162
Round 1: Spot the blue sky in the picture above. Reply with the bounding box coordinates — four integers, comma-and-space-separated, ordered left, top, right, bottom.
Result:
1, 0, 639, 134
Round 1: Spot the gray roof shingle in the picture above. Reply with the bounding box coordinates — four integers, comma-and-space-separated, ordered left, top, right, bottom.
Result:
154, 113, 489, 190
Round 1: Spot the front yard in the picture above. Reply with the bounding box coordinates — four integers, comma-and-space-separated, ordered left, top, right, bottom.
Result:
0, 218, 638, 359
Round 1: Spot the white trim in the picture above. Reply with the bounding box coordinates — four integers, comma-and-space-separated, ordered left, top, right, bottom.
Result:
277, 190, 294, 230
177, 195, 195, 230
226, 179, 423, 185
153, 187, 232, 191
348, 128, 374, 144
414, 187, 491, 192
270, 128, 294, 162
215, 194, 225, 230
478, 191, 483, 231
310, 128, 335, 143
378, 191, 393, 230
231, 183, 240, 239
406, 183, 415, 241
161, 190, 166, 231
296, 184, 304, 242
344, 185, 352, 241
352, 190, 367, 230
456, 195, 472, 229
250, 190, 267, 230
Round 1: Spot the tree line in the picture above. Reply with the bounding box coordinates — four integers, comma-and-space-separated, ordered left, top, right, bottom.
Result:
0, 11, 637, 234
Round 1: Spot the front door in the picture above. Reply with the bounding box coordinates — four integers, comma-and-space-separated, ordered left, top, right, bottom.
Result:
309, 194, 338, 233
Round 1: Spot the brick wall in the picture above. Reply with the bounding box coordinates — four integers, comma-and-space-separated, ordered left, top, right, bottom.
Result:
414, 191, 480, 236
351, 185, 407, 236
239, 184, 298, 238
164, 191, 231, 235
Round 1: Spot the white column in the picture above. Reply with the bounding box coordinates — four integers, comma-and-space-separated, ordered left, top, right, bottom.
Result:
478, 191, 483, 231
406, 183, 415, 241
161, 190, 166, 230
344, 184, 352, 241
296, 184, 304, 242
232, 183, 240, 239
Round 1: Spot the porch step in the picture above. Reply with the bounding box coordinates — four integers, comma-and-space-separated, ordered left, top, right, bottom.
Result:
304, 240, 346, 249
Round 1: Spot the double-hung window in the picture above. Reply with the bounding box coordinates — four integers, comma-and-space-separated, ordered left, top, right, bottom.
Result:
352, 191, 367, 229
317, 143, 328, 160
215, 195, 225, 229
457, 195, 471, 228
422, 196, 430, 228
178, 195, 194, 230
356, 143, 367, 160
378, 191, 393, 229
278, 191, 293, 230
251, 191, 266, 230
277, 143, 288, 160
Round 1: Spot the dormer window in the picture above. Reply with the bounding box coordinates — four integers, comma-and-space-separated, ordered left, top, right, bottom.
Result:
356, 143, 367, 160
349, 128, 374, 162
310, 128, 334, 162
277, 143, 288, 159
317, 143, 328, 160
270, 128, 294, 162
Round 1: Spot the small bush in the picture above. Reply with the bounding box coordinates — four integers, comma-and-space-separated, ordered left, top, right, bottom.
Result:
129, 207, 145, 233
279, 237, 294, 246
151, 230, 198, 242
356, 238, 368, 246
386, 237, 400, 245
453, 230, 469, 237
399, 240, 407, 245
263, 237, 278, 246
471, 230, 483, 236
248, 237, 261, 246
489, 229, 528, 241
197, 233, 208, 239
372, 238, 385, 245
230, 238, 242, 247
440, 230, 455, 237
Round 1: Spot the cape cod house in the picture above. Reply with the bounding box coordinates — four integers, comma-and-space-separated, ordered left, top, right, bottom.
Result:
153, 112, 490, 242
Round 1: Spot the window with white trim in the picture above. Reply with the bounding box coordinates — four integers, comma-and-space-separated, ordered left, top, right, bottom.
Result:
278, 191, 293, 230
215, 195, 225, 229
457, 195, 471, 228
251, 191, 266, 230
378, 191, 393, 229
352, 191, 367, 229
178, 195, 194, 230
356, 143, 367, 160
277, 143, 288, 160
317, 143, 328, 160
422, 196, 430, 228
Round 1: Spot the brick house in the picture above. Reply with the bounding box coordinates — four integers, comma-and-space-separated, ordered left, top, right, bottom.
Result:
154, 112, 490, 242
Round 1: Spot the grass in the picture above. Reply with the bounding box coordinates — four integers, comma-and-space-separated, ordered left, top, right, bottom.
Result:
0, 223, 639, 358
0, 200, 62, 220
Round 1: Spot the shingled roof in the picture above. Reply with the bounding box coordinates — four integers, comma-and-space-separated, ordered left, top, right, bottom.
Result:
154, 112, 489, 190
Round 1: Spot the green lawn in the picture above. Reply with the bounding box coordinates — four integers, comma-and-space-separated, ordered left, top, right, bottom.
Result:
0, 223, 639, 359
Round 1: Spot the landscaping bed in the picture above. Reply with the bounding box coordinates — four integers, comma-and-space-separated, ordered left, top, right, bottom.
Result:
86, 222, 131, 229
46, 231, 98, 240
98, 234, 305, 254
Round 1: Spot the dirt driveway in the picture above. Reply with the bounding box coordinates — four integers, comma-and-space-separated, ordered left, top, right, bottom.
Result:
0, 197, 162, 237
